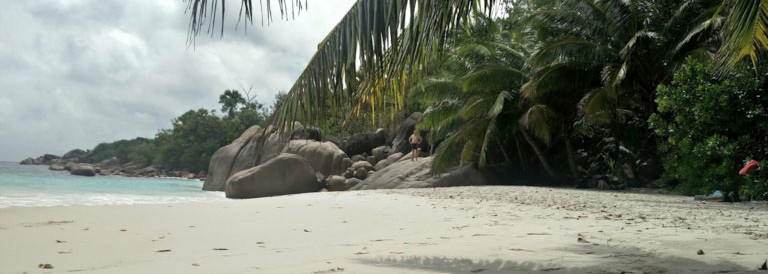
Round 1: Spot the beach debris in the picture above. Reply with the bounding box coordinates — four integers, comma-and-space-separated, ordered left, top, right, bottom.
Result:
55, 240, 66, 243
119, 229, 127, 232
353, 251, 369, 255
760, 259, 767, 270
697, 249, 705, 255
577, 233, 590, 243
312, 267, 344, 273
38, 263, 54, 269
508, 248, 534, 252
156, 249, 172, 253
470, 268, 486, 273
213, 248, 229, 251
192, 263, 200, 267
304, 229, 311, 232
58, 251, 71, 254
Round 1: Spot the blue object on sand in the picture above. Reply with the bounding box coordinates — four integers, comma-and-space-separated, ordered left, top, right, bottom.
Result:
711, 190, 723, 197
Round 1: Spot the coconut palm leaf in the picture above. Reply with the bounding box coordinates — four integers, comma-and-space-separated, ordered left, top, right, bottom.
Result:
716, 0, 768, 75
520, 104, 555, 145
187, 0, 503, 131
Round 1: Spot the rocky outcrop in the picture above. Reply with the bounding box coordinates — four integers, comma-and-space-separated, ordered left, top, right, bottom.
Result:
225, 153, 320, 198
338, 129, 387, 157
290, 127, 322, 141
98, 157, 120, 169
431, 164, 490, 187
351, 157, 437, 190
70, 163, 96, 177
20, 158, 35, 165
391, 112, 431, 154
20, 154, 62, 165
282, 140, 350, 178
204, 126, 288, 191
374, 152, 403, 170
349, 156, 489, 190
62, 149, 88, 162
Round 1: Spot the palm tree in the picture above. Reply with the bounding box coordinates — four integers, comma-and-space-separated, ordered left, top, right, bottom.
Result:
218, 89, 246, 119
413, 16, 527, 173
519, 0, 721, 181
716, 0, 768, 75
186, 0, 503, 131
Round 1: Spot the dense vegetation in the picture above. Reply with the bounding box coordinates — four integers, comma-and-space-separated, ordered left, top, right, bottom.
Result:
86, 90, 270, 172
113, 0, 766, 198
651, 59, 768, 198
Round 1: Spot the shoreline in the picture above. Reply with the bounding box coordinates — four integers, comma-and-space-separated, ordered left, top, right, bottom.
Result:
1, 186, 766, 273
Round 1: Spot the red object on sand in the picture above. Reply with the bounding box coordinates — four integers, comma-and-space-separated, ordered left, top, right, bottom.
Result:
739, 160, 760, 175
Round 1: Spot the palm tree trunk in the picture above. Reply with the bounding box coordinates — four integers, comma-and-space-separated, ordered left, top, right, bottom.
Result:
520, 129, 557, 178
562, 128, 578, 182
513, 135, 527, 171
495, 137, 513, 166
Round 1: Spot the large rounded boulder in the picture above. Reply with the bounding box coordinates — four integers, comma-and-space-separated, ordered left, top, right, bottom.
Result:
282, 140, 351, 177
225, 153, 320, 199
338, 129, 387, 157
62, 149, 88, 162
391, 112, 432, 154
204, 126, 287, 191
351, 156, 437, 190
70, 164, 96, 177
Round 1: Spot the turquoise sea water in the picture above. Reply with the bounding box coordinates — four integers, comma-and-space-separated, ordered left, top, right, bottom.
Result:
0, 161, 225, 208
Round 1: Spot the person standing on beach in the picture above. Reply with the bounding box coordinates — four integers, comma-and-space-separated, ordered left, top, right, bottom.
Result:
408, 131, 422, 161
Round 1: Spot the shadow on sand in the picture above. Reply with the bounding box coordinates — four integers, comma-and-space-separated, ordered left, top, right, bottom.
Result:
358, 244, 760, 273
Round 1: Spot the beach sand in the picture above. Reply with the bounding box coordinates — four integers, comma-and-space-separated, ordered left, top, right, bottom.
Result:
1, 186, 767, 273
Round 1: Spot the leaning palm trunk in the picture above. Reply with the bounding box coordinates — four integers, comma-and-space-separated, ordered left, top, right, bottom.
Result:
186, 0, 503, 131
520, 130, 556, 178
562, 129, 578, 182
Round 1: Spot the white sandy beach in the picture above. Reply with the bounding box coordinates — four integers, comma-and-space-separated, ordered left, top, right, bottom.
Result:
1, 186, 767, 274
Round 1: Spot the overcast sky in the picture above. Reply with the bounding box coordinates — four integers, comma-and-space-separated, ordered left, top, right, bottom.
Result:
0, 0, 355, 161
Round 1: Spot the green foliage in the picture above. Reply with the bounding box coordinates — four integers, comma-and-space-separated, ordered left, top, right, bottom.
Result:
414, 15, 528, 174
154, 109, 235, 172
87, 138, 157, 167
650, 58, 768, 197
83, 90, 271, 173
219, 89, 247, 118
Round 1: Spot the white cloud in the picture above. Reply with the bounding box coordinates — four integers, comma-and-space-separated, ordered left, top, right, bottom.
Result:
0, 0, 356, 161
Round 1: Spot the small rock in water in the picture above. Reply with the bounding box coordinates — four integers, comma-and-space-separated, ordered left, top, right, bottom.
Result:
697, 249, 705, 255
38, 263, 54, 269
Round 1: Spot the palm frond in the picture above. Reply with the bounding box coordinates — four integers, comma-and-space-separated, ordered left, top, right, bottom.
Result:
520, 104, 555, 145
188, 0, 504, 131
478, 116, 497, 167
461, 65, 525, 94
410, 79, 462, 104
416, 99, 462, 132
432, 132, 465, 173
580, 86, 618, 117
716, 0, 768, 75
488, 90, 511, 118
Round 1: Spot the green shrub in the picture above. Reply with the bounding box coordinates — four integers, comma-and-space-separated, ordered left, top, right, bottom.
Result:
650, 58, 768, 198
